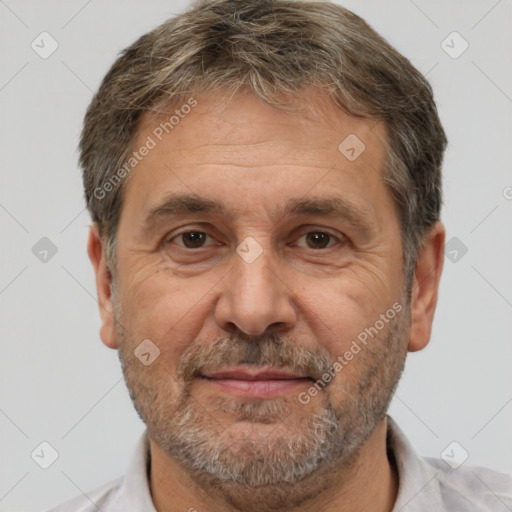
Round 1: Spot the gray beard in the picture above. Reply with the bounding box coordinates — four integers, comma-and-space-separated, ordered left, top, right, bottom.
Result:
116, 303, 408, 511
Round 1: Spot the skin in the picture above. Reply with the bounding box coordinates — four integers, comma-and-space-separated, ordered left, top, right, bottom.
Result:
88, 89, 445, 512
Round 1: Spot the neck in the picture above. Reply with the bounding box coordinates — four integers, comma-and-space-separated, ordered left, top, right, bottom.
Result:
149, 417, 398, 512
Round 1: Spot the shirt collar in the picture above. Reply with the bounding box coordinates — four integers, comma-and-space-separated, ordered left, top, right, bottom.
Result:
113, 430, 156, 511
388, 416, 443, 511
114, 417, 443, 512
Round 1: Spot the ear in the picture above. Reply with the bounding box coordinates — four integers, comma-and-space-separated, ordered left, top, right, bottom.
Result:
87, 225, 118, 349
408, 222, 445, 352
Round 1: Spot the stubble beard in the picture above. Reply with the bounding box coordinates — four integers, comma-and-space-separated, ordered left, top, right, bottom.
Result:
116, 303, 409, 511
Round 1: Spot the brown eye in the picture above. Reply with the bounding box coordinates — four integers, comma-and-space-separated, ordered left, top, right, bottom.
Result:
178, 231, 209, 248
304, 232, 334, 249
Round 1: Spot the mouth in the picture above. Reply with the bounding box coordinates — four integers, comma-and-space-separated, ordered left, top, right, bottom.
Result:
199, 366, 314, 398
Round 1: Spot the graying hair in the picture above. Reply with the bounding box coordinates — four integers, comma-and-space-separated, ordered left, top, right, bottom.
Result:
80, 0, 447, 289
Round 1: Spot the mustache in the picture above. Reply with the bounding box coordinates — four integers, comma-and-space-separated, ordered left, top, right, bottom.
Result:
176, 332, 333, 384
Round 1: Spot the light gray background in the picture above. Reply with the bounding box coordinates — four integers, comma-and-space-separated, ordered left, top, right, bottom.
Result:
1, 1, 511, 510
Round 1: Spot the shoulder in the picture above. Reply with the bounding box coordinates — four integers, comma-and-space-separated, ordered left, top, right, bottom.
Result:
46, 430, 153, 512
425, 457, 512, 511
46, 476, 124, 512
387, 416, 512, 512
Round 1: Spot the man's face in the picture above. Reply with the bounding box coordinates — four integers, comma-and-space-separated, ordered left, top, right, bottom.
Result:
106, 90, 410, 504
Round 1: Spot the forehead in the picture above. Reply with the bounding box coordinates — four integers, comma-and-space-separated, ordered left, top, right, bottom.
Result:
137, 89, 387, 163
122, 89, 391, 223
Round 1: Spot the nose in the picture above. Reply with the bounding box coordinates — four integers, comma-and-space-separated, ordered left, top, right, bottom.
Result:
214, 245, 297, 336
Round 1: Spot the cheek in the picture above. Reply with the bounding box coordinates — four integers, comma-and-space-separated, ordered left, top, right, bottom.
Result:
293, 266, 399, 344
116, 263, 221, 355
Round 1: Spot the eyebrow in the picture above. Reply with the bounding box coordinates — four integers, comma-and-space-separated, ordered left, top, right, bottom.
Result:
143, 193, 374, 233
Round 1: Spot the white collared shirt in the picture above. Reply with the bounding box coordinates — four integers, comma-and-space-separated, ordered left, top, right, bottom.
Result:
47, 417, 512, 511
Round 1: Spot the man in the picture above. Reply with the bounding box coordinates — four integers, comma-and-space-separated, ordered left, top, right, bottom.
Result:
49, 0, 511, 510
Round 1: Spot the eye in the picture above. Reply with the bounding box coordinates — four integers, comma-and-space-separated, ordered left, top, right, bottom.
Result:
166, 229, 343, 251
294, 231, 342, 250
170, 231, 215, 249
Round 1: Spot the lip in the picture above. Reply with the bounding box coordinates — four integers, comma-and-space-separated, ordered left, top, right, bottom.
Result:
202, 366, 309, 380
199, 366, 313, 398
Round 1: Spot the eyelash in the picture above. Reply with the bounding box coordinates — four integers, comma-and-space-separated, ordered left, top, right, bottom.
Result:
165, 229, 346, 250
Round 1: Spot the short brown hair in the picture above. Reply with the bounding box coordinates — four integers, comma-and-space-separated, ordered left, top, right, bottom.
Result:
80, 0, 447, 287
